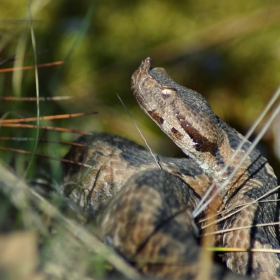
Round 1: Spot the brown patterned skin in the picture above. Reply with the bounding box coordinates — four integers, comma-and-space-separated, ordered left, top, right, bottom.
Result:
63, 133, 249, 279
63, 133, 209, 219
131, 58, 280, 278
63, 58, 279, 279
99, 168, 251, 280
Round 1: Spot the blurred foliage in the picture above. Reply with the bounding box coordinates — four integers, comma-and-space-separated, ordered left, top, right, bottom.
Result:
0, 0, 280, 278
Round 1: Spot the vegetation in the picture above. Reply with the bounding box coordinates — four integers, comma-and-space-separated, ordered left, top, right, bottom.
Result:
0, 0, 279, 279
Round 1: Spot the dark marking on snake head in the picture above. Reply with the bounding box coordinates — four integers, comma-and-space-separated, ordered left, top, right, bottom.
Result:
158, 246, 169, 257
177, 117, 218, 156
148, 110, 164, 125
171, 127, 183, 140
277, 265, 280, 277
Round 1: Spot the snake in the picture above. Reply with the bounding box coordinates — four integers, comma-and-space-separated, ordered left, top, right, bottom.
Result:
62, 58, 280, 279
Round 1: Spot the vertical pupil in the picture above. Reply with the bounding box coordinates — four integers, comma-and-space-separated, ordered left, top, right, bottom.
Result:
162, 90, 170, 99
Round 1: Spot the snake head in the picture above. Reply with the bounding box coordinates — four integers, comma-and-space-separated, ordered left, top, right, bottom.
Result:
131, 57, 224, 173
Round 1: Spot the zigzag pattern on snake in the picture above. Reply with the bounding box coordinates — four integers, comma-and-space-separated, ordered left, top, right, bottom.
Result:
62, 58, 280, 279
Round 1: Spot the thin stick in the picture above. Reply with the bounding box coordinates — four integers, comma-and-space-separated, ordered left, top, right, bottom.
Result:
208, 247, 280, 253
0, 123, 89, 135
203, 221, 280, 237
0, 96, 72, 101
0, 137, 85, 147
0, 147, 93, 168
0, 111, 97, 124
0, 61, 64, 73
116, 93, 162, 169
27, 0, 40, 175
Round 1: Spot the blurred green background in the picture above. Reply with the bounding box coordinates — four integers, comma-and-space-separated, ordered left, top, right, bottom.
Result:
0, 0, 280, 180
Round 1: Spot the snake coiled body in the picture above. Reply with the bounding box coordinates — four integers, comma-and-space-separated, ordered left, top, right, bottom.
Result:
63, 58, 280, 279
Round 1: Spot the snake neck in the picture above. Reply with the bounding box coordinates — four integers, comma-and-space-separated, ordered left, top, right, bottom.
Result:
131, 57, 277, 205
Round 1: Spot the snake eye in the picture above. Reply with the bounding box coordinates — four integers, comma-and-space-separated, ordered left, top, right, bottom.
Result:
161, 89, 175, 99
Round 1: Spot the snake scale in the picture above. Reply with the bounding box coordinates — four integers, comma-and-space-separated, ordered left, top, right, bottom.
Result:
63, 58, 280, 279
